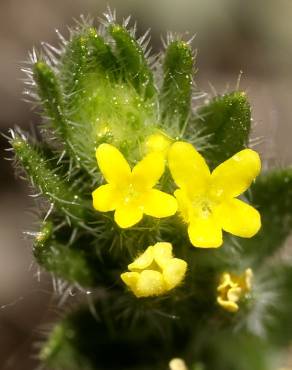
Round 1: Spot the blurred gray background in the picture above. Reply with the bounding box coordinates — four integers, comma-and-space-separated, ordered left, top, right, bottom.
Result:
1, 0, 292, 368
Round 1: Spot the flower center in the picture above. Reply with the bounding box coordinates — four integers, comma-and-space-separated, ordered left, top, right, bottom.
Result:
124, 183, 141, 204
192, 197, 214, 218
200, 200, 212, 217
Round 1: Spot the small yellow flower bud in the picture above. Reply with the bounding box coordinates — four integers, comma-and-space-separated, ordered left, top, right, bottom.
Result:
145, 131, 173, 157
169, 358, 188, 370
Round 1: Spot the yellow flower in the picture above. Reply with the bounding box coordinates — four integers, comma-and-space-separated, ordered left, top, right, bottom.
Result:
92, 144, 177, 228
145, 131, 173, 157
168, 141, 261, 248
217, 268, 253, 312
121, 242, 187, 297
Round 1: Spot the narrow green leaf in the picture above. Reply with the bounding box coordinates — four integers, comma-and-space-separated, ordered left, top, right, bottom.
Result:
109, 24, 156, 99
194, 91, 251, 168
12, 134, 90, 222
60, 28, 98, 98
33, 61, 67, 138
88, 33, 119, 78
160, 40, 194, 129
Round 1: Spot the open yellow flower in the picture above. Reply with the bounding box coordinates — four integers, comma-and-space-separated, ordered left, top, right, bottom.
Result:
121, 242, 187, 297
217, 268, 253, 312
92, 144, 177, 228
168, 142, 261, 248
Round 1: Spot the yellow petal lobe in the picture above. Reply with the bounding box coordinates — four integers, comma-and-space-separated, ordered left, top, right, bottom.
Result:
120, 272, 140, 294
114, 205, 143, 228
168, 141, 210, 192
174, 189, 191, 223
163, 258, 187, 290
211, 149, 261, 198
188, 216, 222, 248
135, 270, 166, 297
144, 189, 177, 218
153, 242, 173, 268
128, 246, 154, 271
92, 184, 119, 212
215, 198, 261, 238
96, 144, 131, 185
131, 152, 165, 190
217, 296, 239, 313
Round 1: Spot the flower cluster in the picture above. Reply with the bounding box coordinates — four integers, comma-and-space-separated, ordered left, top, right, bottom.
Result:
92, 137, 261, 300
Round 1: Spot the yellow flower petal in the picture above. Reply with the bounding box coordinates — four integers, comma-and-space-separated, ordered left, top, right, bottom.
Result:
188, 215, 222, 248
168, 141, 210, 193
217, 296, 239, 313
92, 184, 120, 212
244, 268, 253, 291
143, 189, 177, 218
114, 205, 143, 228
174, 189, 191, 223
163, 258, 187, 290
131, 152, 165, 190
211, 149, 261, 199
135, 270, 166, 297
96, 143, 131, 185
120, 272, 140, 294
227, 287, 242, 303
128, 246, 154, 271
217, 273, 236, 292
152, 242, 173, 268
215, 198, 261, 238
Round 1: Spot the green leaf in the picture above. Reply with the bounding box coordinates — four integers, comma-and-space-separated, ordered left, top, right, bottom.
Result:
11, 134, 90, 223
109, 24, 156, 99
33, 221, 99, 287
60, 28, 99, 99
242, 168, 292, 265
194, 92, 251, 168
33, 61, 67, 138
88, 33, 119, 78
160, 40, 194, 129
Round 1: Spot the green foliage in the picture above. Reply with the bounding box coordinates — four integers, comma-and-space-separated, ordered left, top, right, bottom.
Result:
160, 40, 194, 130
33, 221, 99, 286
33, 61, 67, 138
11, 11, 292, 370
108, 24, 155, 98
11, 134, 90, 223
194, 92, 251, 168
243, 168, 292, 266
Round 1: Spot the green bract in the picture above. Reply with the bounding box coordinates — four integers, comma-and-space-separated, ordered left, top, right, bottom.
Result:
10, 11, 292, 370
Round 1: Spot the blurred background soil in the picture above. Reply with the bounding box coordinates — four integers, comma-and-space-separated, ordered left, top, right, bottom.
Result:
0, 1, 292, 368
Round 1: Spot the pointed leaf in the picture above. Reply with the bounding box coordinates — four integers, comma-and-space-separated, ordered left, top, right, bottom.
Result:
160, 40, 194, 129
109, 24, 155, 99
194, 92, 251, 169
